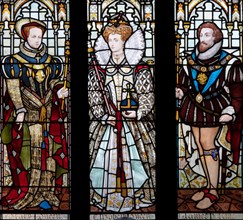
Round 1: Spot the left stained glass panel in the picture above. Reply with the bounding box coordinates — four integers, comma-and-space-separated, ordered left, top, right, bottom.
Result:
0, 0, 71, 217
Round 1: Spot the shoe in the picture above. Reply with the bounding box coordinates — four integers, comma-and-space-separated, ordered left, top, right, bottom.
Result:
39, 200, 52, 210
191, 188, 209, 202
195, 192, 219, 210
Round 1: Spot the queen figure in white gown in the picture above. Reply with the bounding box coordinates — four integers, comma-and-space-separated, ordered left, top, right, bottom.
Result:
88, 12, 156, 212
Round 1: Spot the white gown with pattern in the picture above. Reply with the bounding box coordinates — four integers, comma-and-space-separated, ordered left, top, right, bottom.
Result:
88, 30, 156, 212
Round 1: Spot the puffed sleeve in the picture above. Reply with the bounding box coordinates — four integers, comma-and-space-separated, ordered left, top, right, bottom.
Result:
49, 56, 64, 79
177, 58, 191, 94
1, 55, 23, 79
1, 55, 26, 112
226, 59, 243, 114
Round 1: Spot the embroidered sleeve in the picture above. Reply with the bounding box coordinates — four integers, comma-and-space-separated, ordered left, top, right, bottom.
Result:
135, 66, 155, 120
88, 66, 106, 119
6, 79, 25, 111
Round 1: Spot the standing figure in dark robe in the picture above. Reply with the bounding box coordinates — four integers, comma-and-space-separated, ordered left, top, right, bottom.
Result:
176, 22, 243, 209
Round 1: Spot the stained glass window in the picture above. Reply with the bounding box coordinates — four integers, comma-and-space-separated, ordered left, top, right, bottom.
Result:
0, 0, 71, 219
176, 0, 243, 219
87, 0, 156, 219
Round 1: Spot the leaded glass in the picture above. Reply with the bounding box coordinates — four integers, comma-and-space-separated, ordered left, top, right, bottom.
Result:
0, 0, 71, 218
87, 0, 156, 219
176, 0, 243, 218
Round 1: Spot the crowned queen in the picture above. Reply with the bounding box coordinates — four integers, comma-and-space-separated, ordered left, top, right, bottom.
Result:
88, 12, 156, 212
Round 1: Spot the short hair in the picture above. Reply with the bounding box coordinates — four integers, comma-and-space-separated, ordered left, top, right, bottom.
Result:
197, 22, 223, 43
102, 24, 132, 43
21, 22, 46, 41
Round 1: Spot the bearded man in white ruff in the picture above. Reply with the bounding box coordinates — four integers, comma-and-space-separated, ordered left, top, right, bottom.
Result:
176, 22, 243, 210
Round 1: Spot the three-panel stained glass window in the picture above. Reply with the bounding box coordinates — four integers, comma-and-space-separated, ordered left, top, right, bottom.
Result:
0, 0, 242, 220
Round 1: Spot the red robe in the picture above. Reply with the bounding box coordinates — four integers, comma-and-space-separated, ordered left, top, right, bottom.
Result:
1, 84, 68, 207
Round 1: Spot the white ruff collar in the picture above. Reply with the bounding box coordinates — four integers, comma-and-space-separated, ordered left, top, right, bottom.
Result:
196, 41, 222, 60
94, 29, 145, 66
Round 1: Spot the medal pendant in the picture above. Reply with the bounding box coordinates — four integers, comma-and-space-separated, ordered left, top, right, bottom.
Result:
196, 93, 203, 103
197, 72, 208, 85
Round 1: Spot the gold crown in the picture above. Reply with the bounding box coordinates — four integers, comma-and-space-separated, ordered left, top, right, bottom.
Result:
109, 19, 128, 25
109, 12, 129, 26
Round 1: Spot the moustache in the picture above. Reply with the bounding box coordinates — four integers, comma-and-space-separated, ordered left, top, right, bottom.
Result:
200, 42, 207, 45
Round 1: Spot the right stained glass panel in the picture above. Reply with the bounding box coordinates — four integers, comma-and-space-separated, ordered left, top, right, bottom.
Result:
87, 0, 156, 219
176, 0, 243, 219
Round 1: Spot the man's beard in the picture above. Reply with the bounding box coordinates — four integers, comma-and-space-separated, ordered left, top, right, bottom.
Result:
198, 42, 212, 53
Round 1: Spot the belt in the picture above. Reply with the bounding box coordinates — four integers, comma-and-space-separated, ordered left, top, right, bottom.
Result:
188, 91, 221, 116
190, 89, 223, 101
